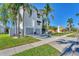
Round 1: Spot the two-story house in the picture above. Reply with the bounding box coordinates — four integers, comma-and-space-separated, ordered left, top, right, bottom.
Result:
10, 6, 48, 36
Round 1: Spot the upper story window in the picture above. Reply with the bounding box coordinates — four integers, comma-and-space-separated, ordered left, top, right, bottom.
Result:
37, 13, 40, 18
37, 21, 41, 25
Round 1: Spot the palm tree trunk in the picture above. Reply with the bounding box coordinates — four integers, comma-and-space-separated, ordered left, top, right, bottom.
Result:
15, 20, 17, 36
23, 6, 25, 36
46, 17, 49, 34
16, 13, 20, 37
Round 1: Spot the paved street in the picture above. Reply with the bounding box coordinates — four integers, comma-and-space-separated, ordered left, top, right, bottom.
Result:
49, 37, 79, 56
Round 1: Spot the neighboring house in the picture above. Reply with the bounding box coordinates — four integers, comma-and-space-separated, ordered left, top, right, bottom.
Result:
57, 26, 60, 33
57, 26, 64, 33
10, 6, 48, 36
49, 29, 57, 33
0, 21, 5, 33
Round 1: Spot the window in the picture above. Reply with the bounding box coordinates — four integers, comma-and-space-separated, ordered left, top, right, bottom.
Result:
37, 13, 40, 18
37, 21, 41, 25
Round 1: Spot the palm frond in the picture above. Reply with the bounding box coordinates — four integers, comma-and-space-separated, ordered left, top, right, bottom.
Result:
76, 13, 79, 16
51, 14, 54, 19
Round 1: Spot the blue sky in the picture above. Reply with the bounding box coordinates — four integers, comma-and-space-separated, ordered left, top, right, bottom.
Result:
32, 3, 79, 28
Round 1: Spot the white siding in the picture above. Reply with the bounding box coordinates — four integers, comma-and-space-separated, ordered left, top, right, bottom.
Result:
24, 9, 42, 35
0, 26, 5, 33
10, 6, 47, 36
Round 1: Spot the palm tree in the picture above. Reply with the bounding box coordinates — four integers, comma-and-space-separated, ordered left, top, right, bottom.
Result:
8, 3, 36, 37
0, 3, 39, 37
67, 18, 73, 32
0, 4, 10, 33
6, 3, 23, 37
42, 3, 54, 33
76, 13, 79, 16
18, 3, 37, 36
10, 3, 36, 36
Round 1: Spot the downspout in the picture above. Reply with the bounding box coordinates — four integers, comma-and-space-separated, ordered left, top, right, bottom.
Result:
47, 17, 49, 34
17, 13, 20, 37
15, 17, 17, 36
23, 5, 25, 36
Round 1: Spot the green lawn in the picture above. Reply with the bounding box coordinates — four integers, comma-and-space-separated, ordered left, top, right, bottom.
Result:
67, 32, 78, 37
67, 34, 76, 37
14, 44, 60, 56
0, 34, 39, 50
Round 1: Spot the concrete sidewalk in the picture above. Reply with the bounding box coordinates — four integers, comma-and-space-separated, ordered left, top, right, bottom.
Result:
0, 33, 75, 56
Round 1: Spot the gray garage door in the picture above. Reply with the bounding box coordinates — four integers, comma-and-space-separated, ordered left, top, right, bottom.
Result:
35, 29, 41, 35
26, 28, 33, 35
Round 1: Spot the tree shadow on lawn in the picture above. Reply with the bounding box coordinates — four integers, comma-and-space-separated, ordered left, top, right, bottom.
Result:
56, 39, 79, 44
57, 39, 79, 56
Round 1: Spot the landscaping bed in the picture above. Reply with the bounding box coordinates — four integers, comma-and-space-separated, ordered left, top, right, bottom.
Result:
51, 32, 70, 36
67, 32, 78, 37
14, 44, 60, 56
0, 34, 39, 50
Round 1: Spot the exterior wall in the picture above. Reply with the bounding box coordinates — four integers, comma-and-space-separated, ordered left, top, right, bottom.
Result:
24, 11, 33, 35
0, 22, 5, 33
9, 25, 16, 36
24, 12, 33, 28
24, 9, 43, 35
0, 25, 5, 33
9, 28, 15, 36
